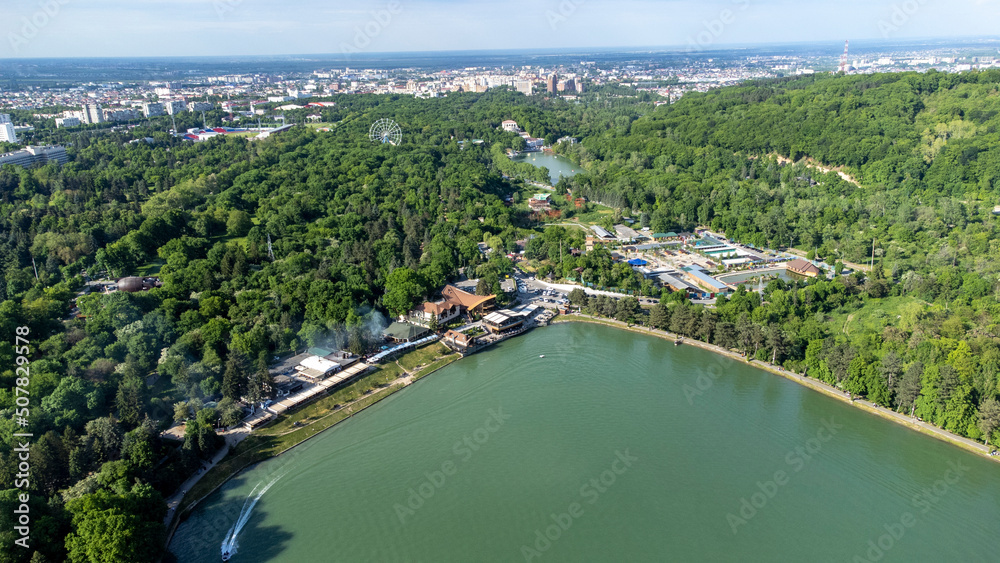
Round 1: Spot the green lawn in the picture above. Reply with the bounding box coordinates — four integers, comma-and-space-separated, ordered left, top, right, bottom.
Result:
136, 259, 165, 276
547, 204, 614, 227
398, 342, 453, 371
825, 296, 930, 338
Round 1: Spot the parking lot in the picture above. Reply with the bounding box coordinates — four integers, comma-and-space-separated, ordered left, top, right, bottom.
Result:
513, 272, 570, 308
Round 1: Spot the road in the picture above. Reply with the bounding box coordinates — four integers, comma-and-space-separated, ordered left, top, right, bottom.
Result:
512, 270, 659, 305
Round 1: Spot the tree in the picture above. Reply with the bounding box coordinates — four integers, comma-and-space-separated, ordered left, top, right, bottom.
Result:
568, 288, 588, 308
881, 351, 903, 394
896, 362, 923, 416
222, 350, 249, 401
977, 397, 1000, 446
714, 321, 737, 350
218, 398, 244, 427
475, 278, 491, 296
226, 210, 252, 237
696, 310, 716, 343
648, 303, 670, 330
173, 401, 191, 422
183, 420, 221, 459
615, 297, 638, 324
64, 485, 165, 563
32, 431, 69, 498
84, 418, 123, 465
115, 377, 146, 429
670, 305, 694, 336
382, 267, 425, 318
765, 324, 787, 365
246, 355, 274, 405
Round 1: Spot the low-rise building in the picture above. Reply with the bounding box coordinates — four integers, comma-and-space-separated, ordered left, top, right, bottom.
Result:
529, 193, 551, 210
55, 117, 81, 128
0, 145, 68, 168
442, 330, 477, 351
786, 258, 822, 278
383, 321, 431, 343
683, 266, 730, 296
410, 300, 462, 327
483, 310, 525, 333
295, 353, 356, 380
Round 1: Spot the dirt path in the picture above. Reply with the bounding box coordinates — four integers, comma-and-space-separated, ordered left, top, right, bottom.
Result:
843, 313, 855, 335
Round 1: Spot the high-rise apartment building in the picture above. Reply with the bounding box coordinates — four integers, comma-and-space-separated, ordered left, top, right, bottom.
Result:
546, 73, 558, 94
165, 101, 187, 115
82, 104, 104, 124
143, 103, 166, 117
0, 114, 17, 143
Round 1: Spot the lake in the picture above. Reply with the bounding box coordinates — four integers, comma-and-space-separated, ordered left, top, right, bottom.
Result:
512, 153, 580, 185
170, 322, 1000, 562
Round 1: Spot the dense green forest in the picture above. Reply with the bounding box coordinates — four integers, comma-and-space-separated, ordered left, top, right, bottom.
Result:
552, 70, 1000, 447
3, 72, 1000, 561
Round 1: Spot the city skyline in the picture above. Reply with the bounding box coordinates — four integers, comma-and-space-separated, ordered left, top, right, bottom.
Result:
2, 0, 1000, 59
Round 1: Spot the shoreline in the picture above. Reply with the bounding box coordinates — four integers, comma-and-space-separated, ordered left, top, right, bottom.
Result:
163, 351, 460, 553
165, 313, 998, 552
553, 314, 1000, 464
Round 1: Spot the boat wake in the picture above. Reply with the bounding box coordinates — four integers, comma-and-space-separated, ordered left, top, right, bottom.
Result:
220, 472, 285, 560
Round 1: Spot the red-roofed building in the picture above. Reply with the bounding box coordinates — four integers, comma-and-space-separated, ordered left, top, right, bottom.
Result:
786, 259, 822, 278
409, 285, 496, 328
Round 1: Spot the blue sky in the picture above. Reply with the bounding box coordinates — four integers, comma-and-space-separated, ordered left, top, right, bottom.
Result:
2, 0, 999, 58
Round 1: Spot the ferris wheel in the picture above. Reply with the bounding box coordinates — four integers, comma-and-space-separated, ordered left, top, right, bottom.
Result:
369, 118, 402, 145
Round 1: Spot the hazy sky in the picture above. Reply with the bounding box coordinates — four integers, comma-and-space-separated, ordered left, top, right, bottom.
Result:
2, 0, 999, 58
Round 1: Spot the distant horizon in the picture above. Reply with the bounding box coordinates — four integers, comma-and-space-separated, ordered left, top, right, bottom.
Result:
3, 0, 1000, 59
2, 35, 1000, 64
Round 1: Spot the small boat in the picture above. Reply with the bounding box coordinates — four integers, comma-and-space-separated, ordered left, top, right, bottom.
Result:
539, 355, 545, 358
674, 339, 682, 346
222, 552, 231, 562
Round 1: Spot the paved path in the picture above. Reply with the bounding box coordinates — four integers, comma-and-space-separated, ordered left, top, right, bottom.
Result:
162, 428, 249, 527
560, 314, 996, 460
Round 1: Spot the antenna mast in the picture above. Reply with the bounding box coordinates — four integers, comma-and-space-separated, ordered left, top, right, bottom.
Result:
839, 40, 849, 73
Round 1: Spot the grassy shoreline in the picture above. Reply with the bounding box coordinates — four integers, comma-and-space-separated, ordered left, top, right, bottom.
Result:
168, 345, 460, 532
554, 314, 1000, 463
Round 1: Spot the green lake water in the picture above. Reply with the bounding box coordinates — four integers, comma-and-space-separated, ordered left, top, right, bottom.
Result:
513, 153, 580, 184
169, 322, 1000, 562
